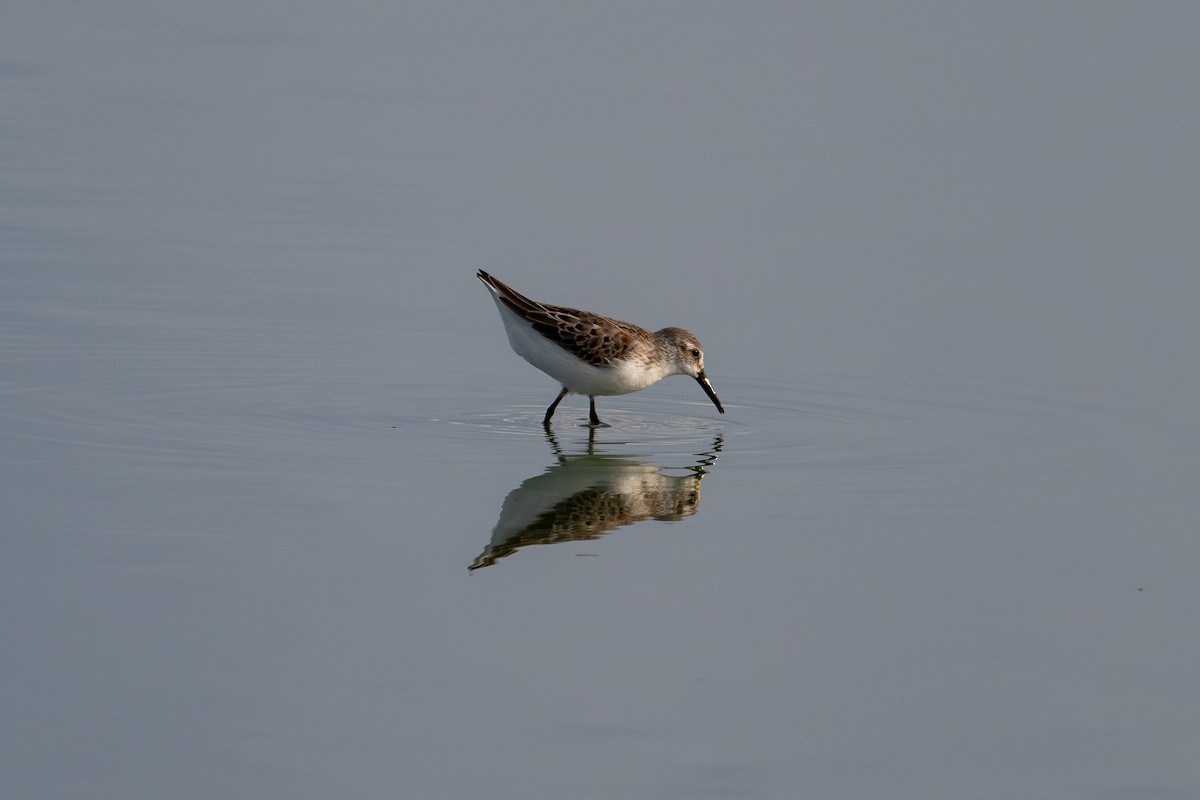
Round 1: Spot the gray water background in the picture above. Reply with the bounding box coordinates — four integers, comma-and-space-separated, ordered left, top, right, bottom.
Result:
3, 3, 1198, 798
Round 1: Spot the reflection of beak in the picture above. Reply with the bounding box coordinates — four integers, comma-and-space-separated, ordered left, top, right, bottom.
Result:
695, 371, 725, 414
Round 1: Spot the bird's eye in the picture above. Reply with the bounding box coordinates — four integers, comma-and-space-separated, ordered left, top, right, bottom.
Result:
690, 348, 700, 359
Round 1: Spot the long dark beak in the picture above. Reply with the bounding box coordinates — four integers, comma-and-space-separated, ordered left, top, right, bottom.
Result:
695, 371, 724, 414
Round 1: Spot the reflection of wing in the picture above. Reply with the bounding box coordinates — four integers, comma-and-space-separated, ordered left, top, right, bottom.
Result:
469, 457, 703, 571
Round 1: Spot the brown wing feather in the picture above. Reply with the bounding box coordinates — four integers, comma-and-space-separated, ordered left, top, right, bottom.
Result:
529, 309, 642, 366
478, 270, 648, 366
477, 271, 542, 317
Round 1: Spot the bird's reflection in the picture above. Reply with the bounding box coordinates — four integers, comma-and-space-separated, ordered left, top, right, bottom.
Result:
469, 430, 723, 571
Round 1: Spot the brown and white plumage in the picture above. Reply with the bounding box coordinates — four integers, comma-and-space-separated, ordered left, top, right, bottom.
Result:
477, 270, 724, 426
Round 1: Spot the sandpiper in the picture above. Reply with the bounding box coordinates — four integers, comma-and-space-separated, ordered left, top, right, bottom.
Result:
477, 270, 724, 426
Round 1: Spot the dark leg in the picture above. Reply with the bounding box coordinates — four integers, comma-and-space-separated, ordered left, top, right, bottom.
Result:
588, 396, 601, 426
544, 387, 569, 426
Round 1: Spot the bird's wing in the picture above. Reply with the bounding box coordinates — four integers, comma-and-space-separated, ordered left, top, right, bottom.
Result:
478, 271, 646, 366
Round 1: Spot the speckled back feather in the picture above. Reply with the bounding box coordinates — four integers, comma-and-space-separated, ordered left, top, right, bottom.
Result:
478, 271, 649, 367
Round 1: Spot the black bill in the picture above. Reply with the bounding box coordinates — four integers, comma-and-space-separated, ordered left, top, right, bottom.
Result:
695, 371, 724, 414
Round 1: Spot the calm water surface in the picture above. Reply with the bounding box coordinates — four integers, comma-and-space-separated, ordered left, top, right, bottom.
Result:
3, 4, 1198, 799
